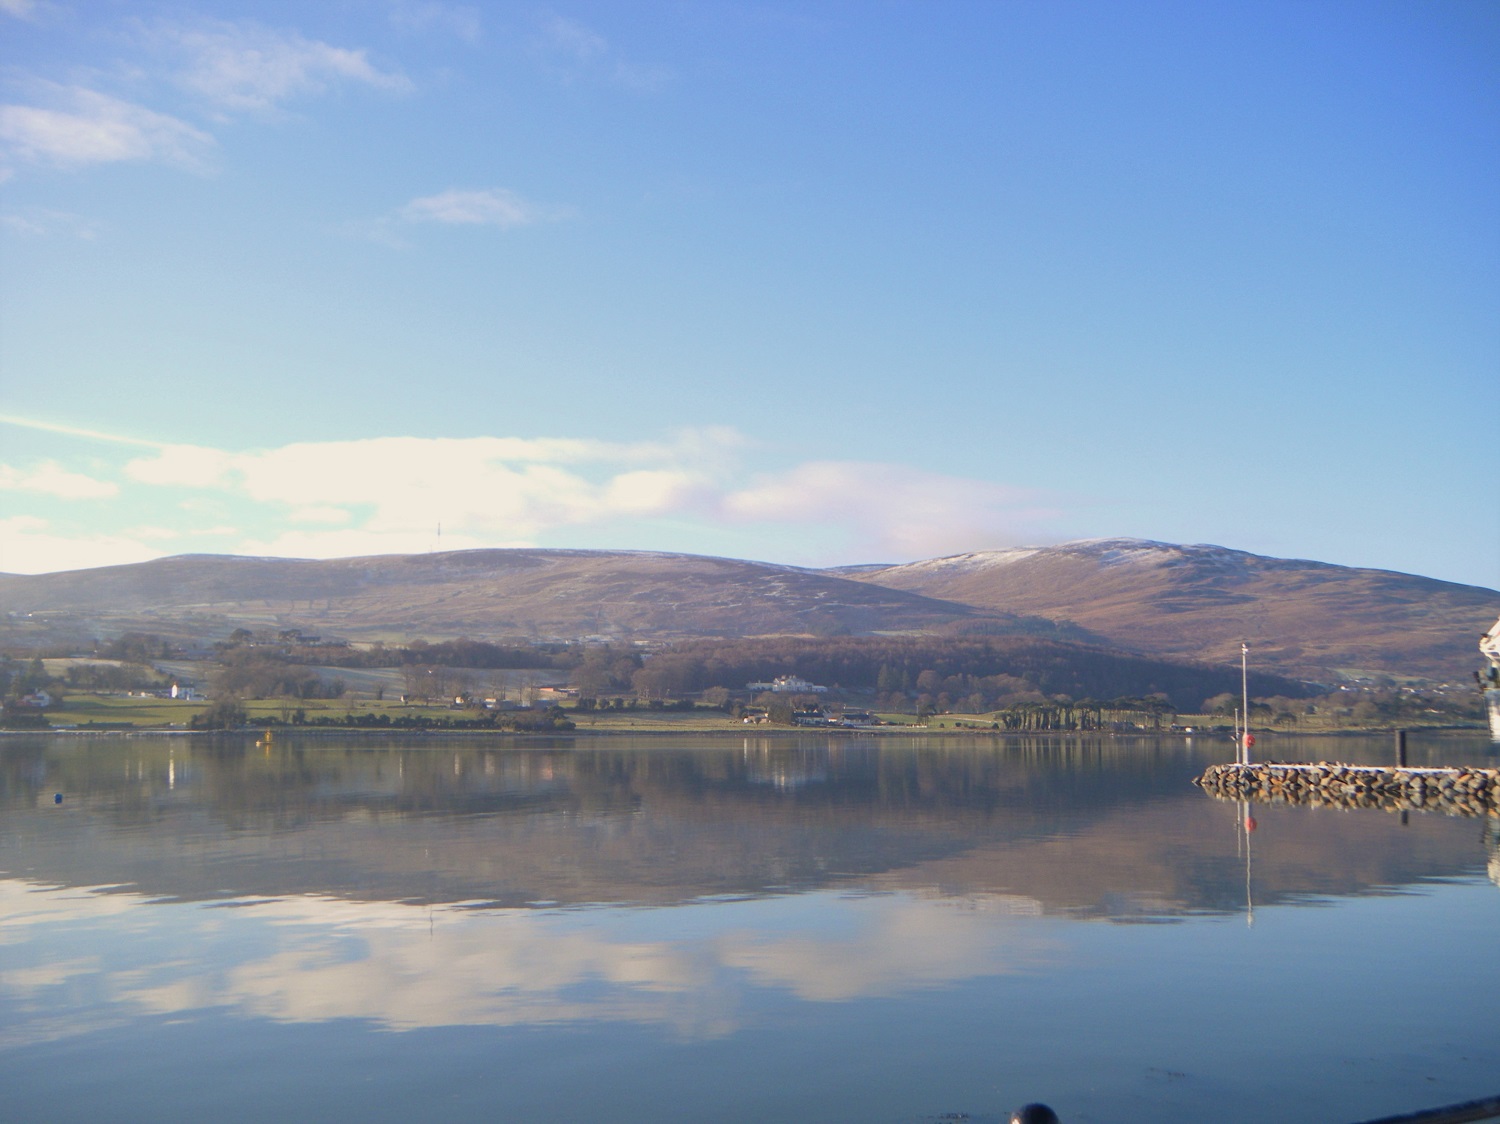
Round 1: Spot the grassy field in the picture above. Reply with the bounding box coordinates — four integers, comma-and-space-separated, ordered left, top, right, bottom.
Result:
32, 694, 1476, 734
46, 694, 477, 729
48, 693, 204, 728
41, 693, 925, 734
569, 710, 753, 733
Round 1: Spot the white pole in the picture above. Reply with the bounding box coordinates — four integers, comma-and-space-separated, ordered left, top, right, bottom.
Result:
1241, 642, 1251, 766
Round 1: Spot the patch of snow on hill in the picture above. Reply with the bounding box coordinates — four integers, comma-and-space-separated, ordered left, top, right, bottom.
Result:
1062, 538, 1278, 573
882, 548, 1042, 576
1062, 538, 1183, 568
880, 540, 1183, 576
877, 538, 1294, 578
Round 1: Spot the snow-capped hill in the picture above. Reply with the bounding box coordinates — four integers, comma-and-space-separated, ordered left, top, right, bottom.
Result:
844, 539, 1498, 681
862, 547, 1043, 577
862, 538, 1247, 580
1063, 538, 1231, 569
0, 540, 1492, 682
889, 538, 1349, 579
1058, 538, 1340, 574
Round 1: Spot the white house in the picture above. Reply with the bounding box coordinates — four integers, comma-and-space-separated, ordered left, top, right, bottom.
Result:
746, 675, 828, 694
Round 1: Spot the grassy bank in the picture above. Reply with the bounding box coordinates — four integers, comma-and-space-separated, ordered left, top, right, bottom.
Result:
26, 693, 1488, 735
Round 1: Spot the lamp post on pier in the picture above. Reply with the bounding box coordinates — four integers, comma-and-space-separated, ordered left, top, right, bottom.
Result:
1241, 642, 1251, 766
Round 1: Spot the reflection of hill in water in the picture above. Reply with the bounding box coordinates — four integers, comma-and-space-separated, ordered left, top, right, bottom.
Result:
1, 735, 1489, 918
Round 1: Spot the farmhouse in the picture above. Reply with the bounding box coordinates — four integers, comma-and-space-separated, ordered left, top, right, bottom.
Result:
745, 674, 827, 694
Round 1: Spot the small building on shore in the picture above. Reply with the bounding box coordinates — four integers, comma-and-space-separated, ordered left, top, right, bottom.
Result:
746, 675, 828, 694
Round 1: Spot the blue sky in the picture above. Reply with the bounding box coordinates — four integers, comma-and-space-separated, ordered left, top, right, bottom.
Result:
1, 0, 1496, 587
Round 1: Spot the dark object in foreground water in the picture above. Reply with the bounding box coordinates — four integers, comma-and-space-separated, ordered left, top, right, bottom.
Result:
1010, 1105, 1060, 1124
54, 793, 62, 804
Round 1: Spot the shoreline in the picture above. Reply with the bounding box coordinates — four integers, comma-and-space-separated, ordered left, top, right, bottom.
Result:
3, 723, 1490, 740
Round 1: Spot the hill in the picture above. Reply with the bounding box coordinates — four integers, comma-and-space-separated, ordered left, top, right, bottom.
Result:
0, 549, 1069, 648
840, 539, 1499, 682
1, 539, 1493, 684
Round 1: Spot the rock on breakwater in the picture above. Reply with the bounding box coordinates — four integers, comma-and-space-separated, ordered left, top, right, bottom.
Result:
1196, 762, 1500, 818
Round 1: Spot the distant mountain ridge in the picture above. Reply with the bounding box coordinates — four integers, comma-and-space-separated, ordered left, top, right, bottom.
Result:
839, 538, 1499, 682
1, 538, 1494, 682
0, 548, 1082, 649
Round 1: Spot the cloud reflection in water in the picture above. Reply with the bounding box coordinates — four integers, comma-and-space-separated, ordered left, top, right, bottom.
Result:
0, 879, 1059, 1044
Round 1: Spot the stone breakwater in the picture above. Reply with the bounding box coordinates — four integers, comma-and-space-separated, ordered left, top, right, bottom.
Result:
1196, 763, 1500, 818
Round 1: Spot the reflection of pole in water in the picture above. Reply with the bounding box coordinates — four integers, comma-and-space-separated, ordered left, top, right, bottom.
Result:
1240, 797, 1256, 928
1235, 793, 1243, 859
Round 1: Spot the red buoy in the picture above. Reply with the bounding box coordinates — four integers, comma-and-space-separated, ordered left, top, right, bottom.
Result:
1245, 816, 1257, 832
1245, 734, 1255, 747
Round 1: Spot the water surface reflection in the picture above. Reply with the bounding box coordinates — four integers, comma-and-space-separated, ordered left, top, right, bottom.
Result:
1, 733, 1496, 1124
3, 733, 1493, 913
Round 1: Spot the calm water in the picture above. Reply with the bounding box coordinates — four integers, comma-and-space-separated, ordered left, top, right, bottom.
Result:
1, 731, 1497, 1123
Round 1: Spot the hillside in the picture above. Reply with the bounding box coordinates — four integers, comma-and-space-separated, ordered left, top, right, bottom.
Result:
0, 549, 1063, 647
841, 539, 1500, 682
1, 539, 1493, 684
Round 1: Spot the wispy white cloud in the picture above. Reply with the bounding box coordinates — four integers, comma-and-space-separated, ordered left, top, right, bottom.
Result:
115, 433, 1052, 564
123, 443, 236, 487
0, 414, 161, 448
287, 505, 354, 525
0, 207, 100, 239
389, 1, 481, 43
108, 431, 708, 563
359, 187, 572, 246
534, 14, 669, 92
541, 15, 608, 63
149, 19, 412, 114
722, 461, 1061, 559
0, 461, 118, 499
0, 417, 1061, 573
120, 433, 725, 551
1, 16, 412, 181
0, 86, 213, 170
399, 188, 563, 228
0, 517, 161, 574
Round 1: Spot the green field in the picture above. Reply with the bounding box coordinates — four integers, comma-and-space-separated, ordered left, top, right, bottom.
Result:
33, 693, 1472, 735
48, 694, 204, 728
46, 694, 473, 730
40, 693, 914, 734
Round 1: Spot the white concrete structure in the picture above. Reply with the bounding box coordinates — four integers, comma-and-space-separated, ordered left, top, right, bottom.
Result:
1481, 614, 1500, 741
746, 675, 828, 694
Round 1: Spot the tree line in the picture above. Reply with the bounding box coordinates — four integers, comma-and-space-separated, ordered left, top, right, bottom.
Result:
11, 631, 1317, 713
612, 636, 1313, 712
